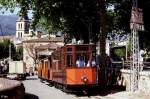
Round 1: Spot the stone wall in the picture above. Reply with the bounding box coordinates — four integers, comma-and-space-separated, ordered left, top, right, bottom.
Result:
138, 71, 150, 95
120, 69, 150, 95
0, 78, 25, 99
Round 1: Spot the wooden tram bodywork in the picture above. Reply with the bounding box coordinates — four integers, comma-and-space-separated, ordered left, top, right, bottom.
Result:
37, 44, 97, 92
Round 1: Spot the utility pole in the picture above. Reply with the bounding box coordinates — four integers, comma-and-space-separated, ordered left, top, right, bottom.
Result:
89, 23, 92, 43
9, 44, 11, 61
130, 0, 144, 92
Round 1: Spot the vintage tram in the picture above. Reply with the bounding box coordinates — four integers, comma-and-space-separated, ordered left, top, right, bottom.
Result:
37, 44, 98, 92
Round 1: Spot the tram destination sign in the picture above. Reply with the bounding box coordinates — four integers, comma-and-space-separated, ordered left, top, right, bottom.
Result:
130, 7, 144, 31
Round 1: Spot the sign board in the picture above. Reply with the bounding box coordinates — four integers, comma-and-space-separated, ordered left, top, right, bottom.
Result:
130, 7, 144, 31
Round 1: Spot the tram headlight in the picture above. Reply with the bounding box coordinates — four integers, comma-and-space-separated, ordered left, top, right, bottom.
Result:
81, 76, 88, 83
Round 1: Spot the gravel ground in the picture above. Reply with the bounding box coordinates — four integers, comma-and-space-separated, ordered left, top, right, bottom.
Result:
22, 76, 149, 99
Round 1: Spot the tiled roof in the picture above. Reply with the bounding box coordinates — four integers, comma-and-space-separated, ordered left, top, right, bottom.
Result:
35, 43, 62, 50
36, 43, 63, 56
23, 37, 64, 43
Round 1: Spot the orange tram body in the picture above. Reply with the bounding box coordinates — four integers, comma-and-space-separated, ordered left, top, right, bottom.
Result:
37, 44, 98, 92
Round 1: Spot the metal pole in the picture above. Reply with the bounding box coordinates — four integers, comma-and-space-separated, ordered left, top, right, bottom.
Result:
9, 44, 11, 61
131, 27, 139, 92
130, 0, 141, 92
89, 23, 92, 43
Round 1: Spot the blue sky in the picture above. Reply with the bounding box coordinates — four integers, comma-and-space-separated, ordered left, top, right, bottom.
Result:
0, 7, 33, 18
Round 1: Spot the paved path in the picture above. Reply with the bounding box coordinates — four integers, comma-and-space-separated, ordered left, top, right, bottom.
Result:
23, 76, 80, 99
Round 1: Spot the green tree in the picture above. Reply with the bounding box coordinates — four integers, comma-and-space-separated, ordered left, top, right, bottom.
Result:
0, 39, 23, 60
0, 39, 12, 59
14, 46, 23, 61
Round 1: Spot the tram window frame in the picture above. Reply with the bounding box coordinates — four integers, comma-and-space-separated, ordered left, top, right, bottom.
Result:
49, 57, 52, 68
45, 61, 48, 68
65, 47, 73, 67
41, 60, 44, 68
66, 54, 73, 67
67, 48, 72, 51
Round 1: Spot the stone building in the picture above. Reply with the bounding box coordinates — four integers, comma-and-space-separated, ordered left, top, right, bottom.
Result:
22, 37, 64, 73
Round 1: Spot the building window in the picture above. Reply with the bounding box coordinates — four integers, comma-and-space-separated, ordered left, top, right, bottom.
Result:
21, 32, 22, 37
18, 24, 20, 29
20, 23, 22, 29
18, 32, 20, 38
18, 23, 23, 30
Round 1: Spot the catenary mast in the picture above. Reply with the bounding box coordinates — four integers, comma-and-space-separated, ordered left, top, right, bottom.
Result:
130, 0, 144, 92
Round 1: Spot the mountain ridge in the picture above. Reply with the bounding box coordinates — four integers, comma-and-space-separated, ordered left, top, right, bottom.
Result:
0, 15, 18, 36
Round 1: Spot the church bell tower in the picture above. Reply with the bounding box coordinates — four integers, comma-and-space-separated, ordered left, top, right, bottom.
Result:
16, 15, 30, 40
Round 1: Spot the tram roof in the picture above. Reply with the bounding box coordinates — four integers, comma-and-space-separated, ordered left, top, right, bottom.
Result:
23, 37, 64, 43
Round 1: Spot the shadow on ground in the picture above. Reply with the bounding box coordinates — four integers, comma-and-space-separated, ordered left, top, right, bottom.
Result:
72, 86, 126, 97
24, 93, 39, 99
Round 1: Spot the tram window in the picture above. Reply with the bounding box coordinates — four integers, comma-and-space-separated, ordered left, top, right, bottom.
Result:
76, 56, 85, 67
67, 48, 72, 51
77, 54, 88, 61
49, 58, 52, 68
76, 54, 88, 67
67, 54, 73, 67
41, 60, 44, 68
45, 61, 48, 67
